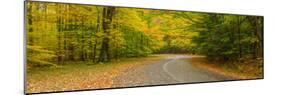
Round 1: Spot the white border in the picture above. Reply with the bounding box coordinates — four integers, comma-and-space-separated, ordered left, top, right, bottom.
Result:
1, 0, 281, 95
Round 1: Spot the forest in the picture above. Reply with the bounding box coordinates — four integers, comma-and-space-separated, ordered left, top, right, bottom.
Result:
26, 2, 263, 69
26, 2, 264, 93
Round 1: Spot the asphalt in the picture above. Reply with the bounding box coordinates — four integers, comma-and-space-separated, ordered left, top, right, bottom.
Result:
112, 54, 232, 88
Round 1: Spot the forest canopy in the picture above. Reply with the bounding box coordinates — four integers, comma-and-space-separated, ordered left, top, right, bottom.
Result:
26, 2, 263, 68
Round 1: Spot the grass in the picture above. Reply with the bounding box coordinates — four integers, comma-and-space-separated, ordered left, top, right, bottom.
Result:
26, 55, 168, 93
189, 56, 263, 79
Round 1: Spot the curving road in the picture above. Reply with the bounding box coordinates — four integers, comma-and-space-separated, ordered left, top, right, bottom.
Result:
112, 54, 233, 88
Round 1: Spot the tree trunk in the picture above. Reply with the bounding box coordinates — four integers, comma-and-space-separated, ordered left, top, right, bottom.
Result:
27, 3, 34, 45
93, 7, 100, 63
56, 4, 62, 64
98, 7, 116, 62
80, 16, 85, 61
237, 17, 242, 60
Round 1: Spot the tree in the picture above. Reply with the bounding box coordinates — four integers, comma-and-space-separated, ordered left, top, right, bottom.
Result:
98, 7, 116, 62
26, 1, 263, 68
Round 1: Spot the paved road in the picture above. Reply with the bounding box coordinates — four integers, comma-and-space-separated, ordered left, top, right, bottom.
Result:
112, 55, 232, 88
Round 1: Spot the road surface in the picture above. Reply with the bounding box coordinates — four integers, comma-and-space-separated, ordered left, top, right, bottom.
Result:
112, 54, 233, 87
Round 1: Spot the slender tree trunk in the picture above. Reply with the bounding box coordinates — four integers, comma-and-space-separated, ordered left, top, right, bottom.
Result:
237, 17, 242, 60
63, 4, 68, 61
258, 17, 263, 58
56, 4, 62, 64
98, 7, 116, 62
253, 17, 263, 58
27, 3, 34, 45
93, 7, 100, 63
248, 16, 263, 59
80, 16, 85, 61
114, 18, 119, 60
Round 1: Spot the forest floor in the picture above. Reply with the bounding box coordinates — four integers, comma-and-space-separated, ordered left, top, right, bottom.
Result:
26, 55, 168, 93
189, 57, 263, 79
26, 54, 261, 94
